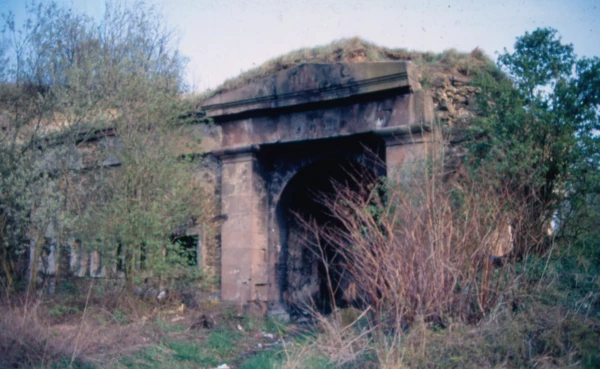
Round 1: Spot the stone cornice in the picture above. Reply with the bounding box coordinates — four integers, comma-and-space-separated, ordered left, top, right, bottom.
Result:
203, 71, 408, 114
199, 62, 419, 119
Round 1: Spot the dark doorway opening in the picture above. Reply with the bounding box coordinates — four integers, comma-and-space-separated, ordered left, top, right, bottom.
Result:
276, 159, 380, 315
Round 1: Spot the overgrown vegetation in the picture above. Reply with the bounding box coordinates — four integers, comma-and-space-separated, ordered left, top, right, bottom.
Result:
1, 0, 599, 366
467, 28, 600, 257
208, 36, 493, 96
277, 28, 600, 368
0, 284, 289, 369
0, 0, 214, 294
298, 159, 520, 324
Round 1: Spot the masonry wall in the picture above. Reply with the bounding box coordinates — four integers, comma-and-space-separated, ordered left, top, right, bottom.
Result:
29, 127, 223, 296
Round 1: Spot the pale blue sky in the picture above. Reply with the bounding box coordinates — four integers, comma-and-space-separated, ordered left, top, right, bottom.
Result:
2, 0, 598, 92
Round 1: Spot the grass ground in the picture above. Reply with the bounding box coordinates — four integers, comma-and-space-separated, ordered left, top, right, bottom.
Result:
0, 280, 293, 369
1, 245, 598, 369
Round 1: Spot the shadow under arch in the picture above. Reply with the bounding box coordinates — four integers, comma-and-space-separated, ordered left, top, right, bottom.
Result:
275, 158, 381, 315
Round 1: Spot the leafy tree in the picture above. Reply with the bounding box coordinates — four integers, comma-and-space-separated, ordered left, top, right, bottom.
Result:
0, 1, 206, 292
468, 28, 600, 253
73, 87, 207, 291
0, 2, 86, 290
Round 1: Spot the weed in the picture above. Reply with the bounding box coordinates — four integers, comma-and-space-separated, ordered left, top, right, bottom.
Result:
57, 279, 79, 295
167, 340, 210, 364
112, 310, 129, 325
264, 315, 289, 334
242, 316, 263, 331
206, 330, 237, 357
117, 345, 174, 369
155, 317, 187, 333
49, 304, 79, 318
238, 350, 280, 369
297, 355, 332, 369
48, 358, 97, 369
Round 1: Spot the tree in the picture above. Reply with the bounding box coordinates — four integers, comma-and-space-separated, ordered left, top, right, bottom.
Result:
467, 28, 600, 253
72, 85, 209, 291
0, 1, 207, 292
0, 2, 88, 290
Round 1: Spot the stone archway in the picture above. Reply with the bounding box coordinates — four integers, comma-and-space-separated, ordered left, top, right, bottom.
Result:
201, 61, 436, 311
275, 158, 379, 315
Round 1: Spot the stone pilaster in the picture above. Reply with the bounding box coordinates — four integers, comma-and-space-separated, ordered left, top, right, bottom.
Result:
377, 127, 432, 184
220, 149, 269, 305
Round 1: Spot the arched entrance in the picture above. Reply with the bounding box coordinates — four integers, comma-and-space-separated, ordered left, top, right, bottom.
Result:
276, 159, 379, 314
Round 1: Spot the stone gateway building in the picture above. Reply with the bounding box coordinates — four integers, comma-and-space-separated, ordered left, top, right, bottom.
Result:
197, 61, 435, 313
32, 60, 440, 314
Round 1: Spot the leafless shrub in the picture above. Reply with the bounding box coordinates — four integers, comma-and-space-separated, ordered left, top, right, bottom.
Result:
295, 157, 533, 332
280, 305, 373, 369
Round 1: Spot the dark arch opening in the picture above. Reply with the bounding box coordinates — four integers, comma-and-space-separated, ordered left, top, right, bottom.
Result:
276, 159, 379, 315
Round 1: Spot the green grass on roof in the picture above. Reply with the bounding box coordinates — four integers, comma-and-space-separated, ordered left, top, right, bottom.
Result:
210, 37, 494, 96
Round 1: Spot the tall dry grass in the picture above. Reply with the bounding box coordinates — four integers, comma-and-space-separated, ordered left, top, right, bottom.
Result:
277, 152, 553, 368
0, 291, 155, 369
296, 156, 534, 332
279, 308, 373, 369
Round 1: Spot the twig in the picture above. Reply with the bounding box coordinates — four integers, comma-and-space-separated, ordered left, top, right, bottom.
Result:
70, 278, 94, 367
